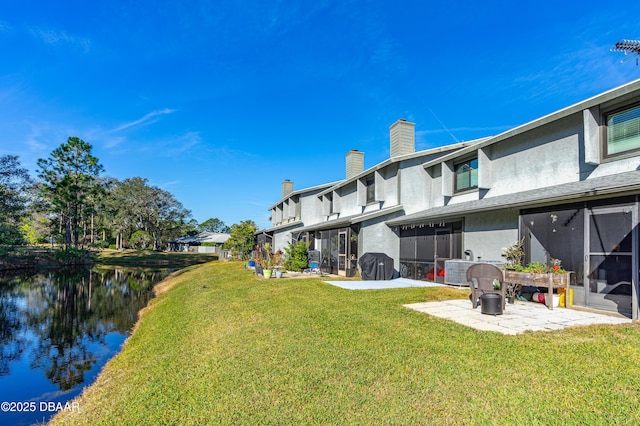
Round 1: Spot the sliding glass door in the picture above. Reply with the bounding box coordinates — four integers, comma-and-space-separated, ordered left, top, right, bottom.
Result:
399, 222, 462, 282
585, 206, 636, 318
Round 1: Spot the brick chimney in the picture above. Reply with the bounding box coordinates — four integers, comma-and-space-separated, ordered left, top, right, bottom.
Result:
346, 149, 364, 179
282, 179, 294, 198
390, 119, 415, 157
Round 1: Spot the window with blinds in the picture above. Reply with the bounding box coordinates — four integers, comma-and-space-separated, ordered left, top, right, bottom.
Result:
606, 104, 640, 157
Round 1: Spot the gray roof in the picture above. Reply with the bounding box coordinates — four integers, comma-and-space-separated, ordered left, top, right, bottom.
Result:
171, 232, 230, 244
285, 205, 405, 234
268, 181, 340, 210
386, 170, 640, 226
255, 220, 304, 235
316, 140, 486, 198
290, 214, 358, 233
350, 205, 404, 224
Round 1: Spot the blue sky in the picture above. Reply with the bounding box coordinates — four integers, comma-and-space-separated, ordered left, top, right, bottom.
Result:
1, 1, 639, 230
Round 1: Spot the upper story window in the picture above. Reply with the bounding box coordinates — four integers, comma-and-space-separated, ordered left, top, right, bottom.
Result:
454, 158, 478, 192
365, 175, 375, 204
605, 103, 640, 158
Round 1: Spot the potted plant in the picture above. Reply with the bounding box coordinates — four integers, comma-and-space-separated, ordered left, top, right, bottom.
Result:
262, 243, 274, 279
502, 238, 525, 271
505, 282, 518, 304
502, 238, 525, 303
273, 250, 284, 278
264, 270, 273, 279
502, 239, 571, 309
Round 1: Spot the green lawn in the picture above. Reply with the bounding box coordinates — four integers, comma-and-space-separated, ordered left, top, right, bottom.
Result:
51, 261, 640, 425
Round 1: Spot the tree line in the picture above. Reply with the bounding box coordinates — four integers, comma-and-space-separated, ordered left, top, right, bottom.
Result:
1, 136, 237, 251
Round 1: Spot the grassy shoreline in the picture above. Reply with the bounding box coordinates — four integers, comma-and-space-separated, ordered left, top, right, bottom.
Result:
51, 261, 640, 425
0, 247, 218, 271
95, 249, 219, 266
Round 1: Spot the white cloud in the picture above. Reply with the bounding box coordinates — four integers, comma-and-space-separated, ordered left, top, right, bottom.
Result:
138, 131, 203, 157
25, 137, 48, 153
158, 180, 181, 188
29, 27, 91, 53
416, 126, 512, 137
208, 146, 252, 160
102, 136, 126, 149
110, 108, 176, 133
171, 131, 201, 153
22, 121, 57, 150
247, 200, 270, 207
513, 45, 639, 103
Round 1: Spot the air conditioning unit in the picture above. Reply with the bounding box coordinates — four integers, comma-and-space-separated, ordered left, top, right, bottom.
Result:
444, 259, 503, 286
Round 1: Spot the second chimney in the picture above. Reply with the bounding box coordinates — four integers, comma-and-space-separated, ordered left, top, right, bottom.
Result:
346, 149, 364, 179
390, 119, 416, 157
282, 179, 294, 198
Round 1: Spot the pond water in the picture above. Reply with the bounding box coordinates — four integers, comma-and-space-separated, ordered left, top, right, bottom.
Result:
0, 265, 173, 425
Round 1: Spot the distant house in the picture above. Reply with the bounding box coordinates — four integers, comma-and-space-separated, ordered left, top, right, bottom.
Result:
260, 79, 640, 319
169, 232, 230, 253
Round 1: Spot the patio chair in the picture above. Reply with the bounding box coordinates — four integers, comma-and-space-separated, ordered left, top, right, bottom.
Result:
466, 263, 506, 310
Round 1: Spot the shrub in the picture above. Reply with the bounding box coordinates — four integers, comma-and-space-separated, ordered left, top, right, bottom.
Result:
284, 241, 309, 272
0, 225, 25, 246
92, 240, 111, 249
54, 247, 95, 265
129, 230, 153, 250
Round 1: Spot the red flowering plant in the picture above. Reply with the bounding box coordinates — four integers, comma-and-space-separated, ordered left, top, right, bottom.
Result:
520, 258, 566, 274
549, 258, 565, 274
272, 250, 285, 271
257, 244, 284, 270
255, 243, 274, 269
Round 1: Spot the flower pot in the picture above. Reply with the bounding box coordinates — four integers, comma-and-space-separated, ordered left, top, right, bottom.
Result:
507, 296, 515, 304
275, 270, 283, 279
264, 269, 273, 279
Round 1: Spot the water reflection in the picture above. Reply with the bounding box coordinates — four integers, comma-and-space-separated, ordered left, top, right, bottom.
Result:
0, 266, 171, 425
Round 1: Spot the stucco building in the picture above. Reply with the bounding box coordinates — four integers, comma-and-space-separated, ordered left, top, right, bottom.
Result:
260, 79, 640, 319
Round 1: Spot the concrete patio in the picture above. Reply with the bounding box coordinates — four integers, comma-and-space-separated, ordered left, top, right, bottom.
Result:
404, 299, 632, 335
324, 277, 442, 290
321, 277, 633, 335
